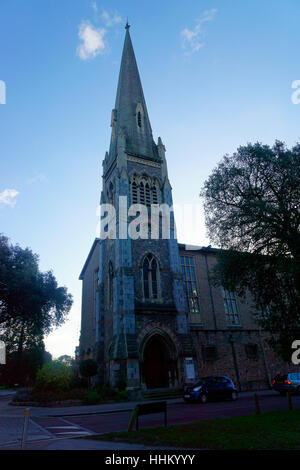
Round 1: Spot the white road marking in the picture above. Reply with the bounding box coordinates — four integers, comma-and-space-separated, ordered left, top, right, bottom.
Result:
56, 431, 92, 436
58, 417, 94, 435
47, 426, 80, 429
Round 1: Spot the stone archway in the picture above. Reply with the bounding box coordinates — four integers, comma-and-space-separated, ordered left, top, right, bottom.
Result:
141, 333, 178, 389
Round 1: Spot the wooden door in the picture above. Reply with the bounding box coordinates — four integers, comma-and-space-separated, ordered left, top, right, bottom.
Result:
144, 337, 168, 389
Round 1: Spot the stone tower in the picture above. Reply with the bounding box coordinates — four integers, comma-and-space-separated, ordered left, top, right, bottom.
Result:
97, 24, 196, 395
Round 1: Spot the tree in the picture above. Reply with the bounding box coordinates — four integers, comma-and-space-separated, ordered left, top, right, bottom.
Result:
35, 361, 73, 391
0, 342, 52, 387
0, 234, 73, 382
57, 355, 75, 368
200, 141, 300, 361
79, 359, 98, 388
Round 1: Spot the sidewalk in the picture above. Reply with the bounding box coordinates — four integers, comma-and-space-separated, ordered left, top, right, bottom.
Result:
1, 397, 178, 417
0, 390, 16, 397
0, 389, 278, 450
0, 437, 181, 450
1, 389, 277, 418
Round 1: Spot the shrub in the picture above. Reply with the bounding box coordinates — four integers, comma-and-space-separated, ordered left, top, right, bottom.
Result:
91, 385, 129, 402
82, 390, 101, 405
12, 388, 87, 404
31, 388, 86, 403
93, 385, 116, 399
115, 390, 129, 401
35, 361, 73, 391
116, 379, 127, 391
69, 376, 88, 389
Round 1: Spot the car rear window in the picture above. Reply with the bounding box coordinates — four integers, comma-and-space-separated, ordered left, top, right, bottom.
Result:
288, 373, 300, 381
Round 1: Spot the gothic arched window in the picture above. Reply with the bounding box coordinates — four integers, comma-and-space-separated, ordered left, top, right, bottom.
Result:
136, 103, 144, 131
145, 183, 151, 207
139, 182, 145, 205
129, 175, 161, 206
143, 254, 159, 300
137, 111, 142, 128
152, 184, 158, 204
131, 180, 138, 204
108, 262, 114, 308
107, 181, 115, 206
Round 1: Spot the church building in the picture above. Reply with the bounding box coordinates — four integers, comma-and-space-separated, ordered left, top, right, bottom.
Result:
79, 25, 298, 397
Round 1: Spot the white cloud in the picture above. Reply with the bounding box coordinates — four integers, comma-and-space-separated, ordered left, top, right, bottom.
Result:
77, 21, 107, 60
90, 2, 122, 27
0, 189, 19, 207
91, 1, 98, 14
101, 10, 122, 27
181, 9, 217, 55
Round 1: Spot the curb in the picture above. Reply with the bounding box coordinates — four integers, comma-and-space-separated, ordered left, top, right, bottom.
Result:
8, 390, 277, 418
45, 392, 278, 417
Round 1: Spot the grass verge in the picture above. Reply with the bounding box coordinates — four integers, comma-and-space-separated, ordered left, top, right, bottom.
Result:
85, 409, 300, 450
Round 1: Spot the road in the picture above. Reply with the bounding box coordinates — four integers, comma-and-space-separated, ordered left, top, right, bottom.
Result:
30, 393, 300, 438
0, 391, 299, 447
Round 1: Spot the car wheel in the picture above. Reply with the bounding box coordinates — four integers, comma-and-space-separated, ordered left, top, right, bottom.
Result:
231, 391, 238, 401
199, 393, 208, 404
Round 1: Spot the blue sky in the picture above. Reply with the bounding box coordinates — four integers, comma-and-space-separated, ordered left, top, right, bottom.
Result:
1, 0, 300, 357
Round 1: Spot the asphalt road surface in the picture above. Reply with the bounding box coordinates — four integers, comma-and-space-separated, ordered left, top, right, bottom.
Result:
30, 393, 300, 438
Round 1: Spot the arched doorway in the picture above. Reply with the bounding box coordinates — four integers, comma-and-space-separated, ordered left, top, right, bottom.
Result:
142, 335, 177, 389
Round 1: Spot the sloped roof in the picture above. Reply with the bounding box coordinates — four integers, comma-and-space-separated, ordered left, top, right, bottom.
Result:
79, 238, 100, 280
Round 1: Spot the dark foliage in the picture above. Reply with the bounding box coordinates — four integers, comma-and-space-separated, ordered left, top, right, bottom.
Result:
57, 355, 75, 368
0, 234, 72, 349
0, 234, 72, 383
201, 141, 300, 360
79, 359, 98, 379
12, 388, 87, 404
0, 343, 52, 387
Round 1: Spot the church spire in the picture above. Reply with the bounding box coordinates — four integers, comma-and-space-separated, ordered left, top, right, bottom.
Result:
109, 25, 159, 161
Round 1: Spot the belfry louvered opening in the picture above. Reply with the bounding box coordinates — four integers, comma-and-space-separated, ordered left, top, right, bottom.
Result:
130, 175, 161, 206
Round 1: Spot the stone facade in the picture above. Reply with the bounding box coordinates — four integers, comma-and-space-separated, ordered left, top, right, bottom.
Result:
79, 26, 300, 394
79, 239, 99, 361
80, 239, 300, 391
179, 245, 300, 391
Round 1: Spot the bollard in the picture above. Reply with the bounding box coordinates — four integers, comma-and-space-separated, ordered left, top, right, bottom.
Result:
254, 393, 261, 414
21, 408, 30, 449
127, 406, 138, 432
287, 392, 293, 411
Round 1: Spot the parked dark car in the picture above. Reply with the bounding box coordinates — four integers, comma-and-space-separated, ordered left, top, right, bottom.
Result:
183, 376, 238, 403
272, 373, 300, 395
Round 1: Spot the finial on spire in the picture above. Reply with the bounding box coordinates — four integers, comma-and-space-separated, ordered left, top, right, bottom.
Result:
125, 19, 130, 30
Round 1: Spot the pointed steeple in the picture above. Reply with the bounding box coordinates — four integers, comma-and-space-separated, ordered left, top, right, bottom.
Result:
109, 25, 159, 161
